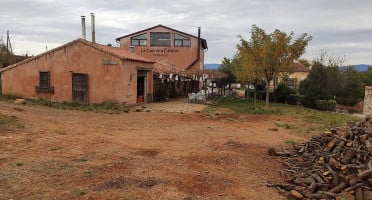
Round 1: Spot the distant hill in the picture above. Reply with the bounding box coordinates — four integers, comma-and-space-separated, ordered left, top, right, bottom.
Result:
340, 64, 371, 72
204, 63, 221, 70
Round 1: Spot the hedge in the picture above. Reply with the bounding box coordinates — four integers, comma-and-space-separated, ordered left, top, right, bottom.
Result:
315, 100, 337, 111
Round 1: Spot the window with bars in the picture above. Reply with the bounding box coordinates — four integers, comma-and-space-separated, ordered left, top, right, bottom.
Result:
39, 72, 50, 88
131, 33, 147, 46
35, 71, 54, 93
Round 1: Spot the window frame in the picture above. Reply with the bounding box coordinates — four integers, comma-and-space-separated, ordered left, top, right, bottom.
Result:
150, 32, 171, 47
35, 71, 54, 93
39, 71, 50, 89
131, 33, 147, 46
174, 33, 191, 47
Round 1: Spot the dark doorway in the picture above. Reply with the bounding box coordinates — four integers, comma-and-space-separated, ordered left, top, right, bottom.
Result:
72, 73, 88, 104
137, 76, 145, 102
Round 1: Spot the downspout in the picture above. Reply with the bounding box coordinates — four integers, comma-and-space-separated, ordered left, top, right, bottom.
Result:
186, 27, 201, 70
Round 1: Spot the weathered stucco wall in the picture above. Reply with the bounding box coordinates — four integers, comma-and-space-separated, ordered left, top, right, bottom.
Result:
1, 41, 153, 105
119, 26, 204, 71
364, 86, 372, 117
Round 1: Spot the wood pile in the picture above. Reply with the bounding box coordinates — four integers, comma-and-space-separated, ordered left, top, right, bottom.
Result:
268, 117, 372, 199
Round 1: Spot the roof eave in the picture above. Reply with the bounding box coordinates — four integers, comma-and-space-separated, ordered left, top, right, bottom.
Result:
116, 24, 207, 42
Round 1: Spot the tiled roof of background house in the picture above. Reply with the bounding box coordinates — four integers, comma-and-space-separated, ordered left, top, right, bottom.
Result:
290, 62, 309, 72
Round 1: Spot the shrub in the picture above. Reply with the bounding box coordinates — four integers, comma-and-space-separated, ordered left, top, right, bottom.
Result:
315, 100, 337, 111
91, 100, 120, 110
287, 94, 302, 105
273, 83, 297, 103
336, 96, 362, 106
248, 90, 274, 101
0, 93, 20, 101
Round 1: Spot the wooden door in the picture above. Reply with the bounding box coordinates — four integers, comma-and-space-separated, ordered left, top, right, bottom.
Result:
72, 73, 88, 104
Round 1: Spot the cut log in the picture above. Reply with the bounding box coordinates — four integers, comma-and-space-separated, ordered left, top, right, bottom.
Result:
309, 191, 337, 199
294, 177, 314, 185
311, 173, 325, 184
290, 190, 303, 199
365, 139, 372, 152
270, 118, 372, 198
344, 183, 363, 192
363, 189, 372, 200
306, 181, 317, 194
329, 157, 341, 169
328, 182, 346, 193
357, 168, 372, 179
341, 149, 355, 164
335, 192, 355, 200
355, 187, 363, 200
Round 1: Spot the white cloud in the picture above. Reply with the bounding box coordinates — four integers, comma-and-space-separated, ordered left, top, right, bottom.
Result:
1, 0, 372, 64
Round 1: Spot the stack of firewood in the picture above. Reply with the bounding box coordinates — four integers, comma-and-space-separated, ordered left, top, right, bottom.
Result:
268, 117, 372, 199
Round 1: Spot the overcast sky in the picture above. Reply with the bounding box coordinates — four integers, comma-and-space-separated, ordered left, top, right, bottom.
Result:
1, 0, 372, 65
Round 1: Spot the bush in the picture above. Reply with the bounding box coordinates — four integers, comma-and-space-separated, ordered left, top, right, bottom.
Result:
273, 83, 297, 103
287, 94, 303, 105
247, 90, 274, 101
0, 93, 21, 101
91, 100, 120, 110
315, 100, 337, 111
336, 96, 362, 106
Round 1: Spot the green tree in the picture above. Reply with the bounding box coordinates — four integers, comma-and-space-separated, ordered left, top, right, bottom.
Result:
299, 61, 343, 108
236, 25, 311, 108
0, 42, 15, 68
336, 67, 364, 105
219, 57, 237, 89
360, 66, 372, 87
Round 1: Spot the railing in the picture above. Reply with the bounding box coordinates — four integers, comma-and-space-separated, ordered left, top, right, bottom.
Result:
35, 86, 54, 94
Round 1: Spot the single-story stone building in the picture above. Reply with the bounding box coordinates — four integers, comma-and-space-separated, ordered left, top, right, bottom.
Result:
0, 39, 154, 105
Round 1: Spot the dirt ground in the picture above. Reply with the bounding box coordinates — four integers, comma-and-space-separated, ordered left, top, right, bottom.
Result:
0, 99, 307, 200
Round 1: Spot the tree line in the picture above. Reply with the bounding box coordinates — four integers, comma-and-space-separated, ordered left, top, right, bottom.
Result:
220, 25, 371, 110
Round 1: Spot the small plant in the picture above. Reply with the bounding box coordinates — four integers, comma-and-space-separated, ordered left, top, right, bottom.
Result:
72, 189, 86, 196
285, 139, 297, 146
274, 121, 292, 129
269, 128, 279, 131
284, 139, 297, 148
83, 170, 96, 177
13, 107, 25, 112
79, 157, 89, 162
0, 93, 20, 101
16, 161, 23, 167
0, 113, 23, 130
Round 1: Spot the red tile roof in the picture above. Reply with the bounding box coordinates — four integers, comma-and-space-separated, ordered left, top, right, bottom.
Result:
91, 42, 153, 63
153, 62, 186, 75
0, 38, 153, 73
290, 62, 309, 72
